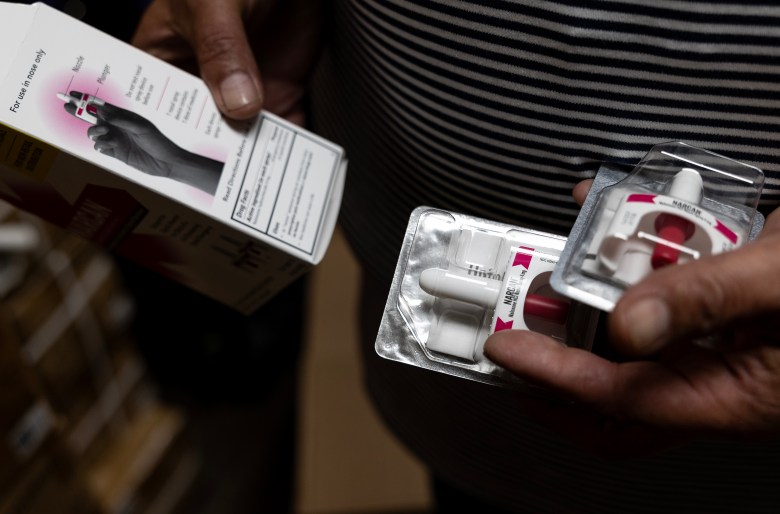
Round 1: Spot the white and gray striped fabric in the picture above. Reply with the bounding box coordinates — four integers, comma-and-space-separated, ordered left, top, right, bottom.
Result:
310, 2, 780, 512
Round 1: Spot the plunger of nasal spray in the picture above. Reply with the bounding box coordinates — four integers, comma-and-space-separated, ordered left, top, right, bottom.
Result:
650, 168, 703, 269
57, 92, 105, 124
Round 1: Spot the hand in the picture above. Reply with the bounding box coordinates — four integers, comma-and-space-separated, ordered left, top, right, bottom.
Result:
483, 180, 780, 459
132, 0, 322, 123
78, 99, 181, 177
67, 96, 223, 195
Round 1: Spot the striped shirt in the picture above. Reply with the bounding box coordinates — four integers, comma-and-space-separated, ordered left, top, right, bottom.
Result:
309, 2, 780, 512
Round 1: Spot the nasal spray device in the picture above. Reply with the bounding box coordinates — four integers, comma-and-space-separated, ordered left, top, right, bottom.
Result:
551, 142, 765, 312
57, 91, 104, 124
374, 207, 599, 389
418, 268, 571, 325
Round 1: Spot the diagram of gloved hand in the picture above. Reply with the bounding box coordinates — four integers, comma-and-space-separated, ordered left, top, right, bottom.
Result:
62, 91, 223, 195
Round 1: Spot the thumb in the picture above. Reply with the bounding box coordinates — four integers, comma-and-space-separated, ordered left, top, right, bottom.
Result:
189, 0, 263, 119
609, 231, 780, 355
572, 179, 593, 207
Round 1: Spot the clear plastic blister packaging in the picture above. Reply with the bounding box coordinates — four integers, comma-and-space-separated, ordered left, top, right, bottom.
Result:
551, 142, 765, 311
375, 207, 600, 388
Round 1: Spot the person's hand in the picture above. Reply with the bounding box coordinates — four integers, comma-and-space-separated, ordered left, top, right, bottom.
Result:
74, 99, 182, 176
66, 96, 223, 194
132, 0, 322, 123
483, 180, 780, 459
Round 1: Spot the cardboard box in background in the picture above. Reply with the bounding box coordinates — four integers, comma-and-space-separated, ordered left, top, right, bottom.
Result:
0, 1, 347, 314
0, 316, 61, 494
85, 404, 199, 514
0, 202, 200, 514
0, 449, 103, 514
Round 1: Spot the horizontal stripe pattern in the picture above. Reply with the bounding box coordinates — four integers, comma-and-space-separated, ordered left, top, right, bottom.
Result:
309, 2, 780, 511
312, 0, 780, 280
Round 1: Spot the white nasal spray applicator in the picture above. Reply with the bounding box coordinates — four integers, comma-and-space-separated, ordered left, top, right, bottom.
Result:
57, 91, 105, 124
651, 167, 703, 269
419, 268, 569, 325
605, 167, 704, 284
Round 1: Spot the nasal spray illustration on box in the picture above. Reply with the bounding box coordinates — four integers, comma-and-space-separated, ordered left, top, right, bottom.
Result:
551, 142, 765, 312
375, 208, 600, 388
56, 90, 225, 196
56, 91, 101, 124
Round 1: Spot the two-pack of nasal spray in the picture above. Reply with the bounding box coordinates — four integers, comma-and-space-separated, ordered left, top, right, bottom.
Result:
375, 142, 765, 388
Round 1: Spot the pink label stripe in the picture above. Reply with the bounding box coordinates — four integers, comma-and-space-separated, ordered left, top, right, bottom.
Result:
627, 193, 657, 203
512, 246, 535, 268
715, 220, 738, 244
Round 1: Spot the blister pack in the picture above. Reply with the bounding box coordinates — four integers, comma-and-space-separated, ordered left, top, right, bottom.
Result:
375, 207, 600, 388
551, 142, 765, 311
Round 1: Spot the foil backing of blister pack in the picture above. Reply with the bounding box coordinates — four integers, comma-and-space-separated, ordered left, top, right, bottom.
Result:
375, 207, 600, 388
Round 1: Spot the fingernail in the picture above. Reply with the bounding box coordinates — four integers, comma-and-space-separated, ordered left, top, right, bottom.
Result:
220, 72, 259, 112
623, 298, 670, 352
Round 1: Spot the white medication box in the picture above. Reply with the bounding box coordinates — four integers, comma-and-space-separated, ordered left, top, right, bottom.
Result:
0, 2, 347, 313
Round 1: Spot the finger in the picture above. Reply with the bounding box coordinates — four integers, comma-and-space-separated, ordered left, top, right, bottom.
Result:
762, 207, 780, 237
94, 104, 120, 126
610, 236, 780, 355
572, 179, 593, 207
95, 145, 116, 158
94, 139, 118, 152
483, 330, 735, 432
63, 102, 76, 116
93, 104, 146, 132
132, 1, 201, 75
484, 330, 622, 408
188, 0, 263, 119
87, 125, 109, 140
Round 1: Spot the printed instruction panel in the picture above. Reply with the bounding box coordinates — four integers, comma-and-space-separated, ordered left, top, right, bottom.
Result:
231, 114, 340, 255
